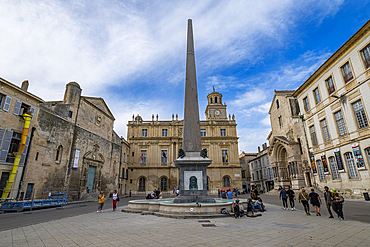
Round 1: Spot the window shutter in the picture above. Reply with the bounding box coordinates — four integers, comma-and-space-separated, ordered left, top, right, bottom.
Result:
30, 107, 35, 121
13, 100, 22, 115
19, 136, 30, 165
0, 128, 5, 146
0, 130, 13, 162
3, 96, 12, 112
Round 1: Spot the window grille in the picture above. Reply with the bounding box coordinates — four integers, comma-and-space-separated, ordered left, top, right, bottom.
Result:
334, 110, 347, 136
310, 125, 318, 146
345, 152, 358, 178
320, 119, 331, 142
353, 100, 368, 129
316, 160, 325, 181
303, 97, 310, 111
325, 76, 335, 94
329, 156, 340, 180
360, 43, 370, 69
340, 62, 353, 83
313, 88, 321, 105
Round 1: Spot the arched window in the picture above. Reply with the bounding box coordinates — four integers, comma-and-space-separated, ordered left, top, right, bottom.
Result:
55, 145, 63, 162
223, 176, 230, 187
215, 97, 217, 103
276, 99, 279, 108
160, 177, 167, 191
139, 177, 146, 191
210, 98, 212, 104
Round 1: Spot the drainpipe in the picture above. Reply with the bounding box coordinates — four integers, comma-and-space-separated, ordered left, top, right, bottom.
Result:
1, 113, 32, 201
17, 126, 36, 198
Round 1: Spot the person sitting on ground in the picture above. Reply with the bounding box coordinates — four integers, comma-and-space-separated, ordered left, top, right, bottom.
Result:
254, 198, 265, 212
233, 199, 241, 218
252, 188, 259, 200
227, 189, 233, 199
151, 191, 156, 199
246, 198, 254, 215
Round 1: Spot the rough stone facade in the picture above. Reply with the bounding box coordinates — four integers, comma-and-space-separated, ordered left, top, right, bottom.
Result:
21, 82, 122, 199
293, 20, 370, 199
126, 90, 240, 195
0, 78, 43, 198
267, 91, 311, 190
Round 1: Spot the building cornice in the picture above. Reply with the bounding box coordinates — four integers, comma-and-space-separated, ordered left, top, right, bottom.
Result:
293, 19, 370, 97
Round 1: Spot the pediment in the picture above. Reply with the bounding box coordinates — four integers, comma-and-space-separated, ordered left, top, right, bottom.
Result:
82, 97, 115, 120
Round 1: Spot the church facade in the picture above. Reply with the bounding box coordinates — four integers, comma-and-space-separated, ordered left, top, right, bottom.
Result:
21, 82, 123, 199
126, 90, 241, 195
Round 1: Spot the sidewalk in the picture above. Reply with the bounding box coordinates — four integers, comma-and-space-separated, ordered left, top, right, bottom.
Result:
1, 202, 369, 247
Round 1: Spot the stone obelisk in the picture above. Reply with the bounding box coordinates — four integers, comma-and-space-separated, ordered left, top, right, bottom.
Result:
174, 19, 215, 203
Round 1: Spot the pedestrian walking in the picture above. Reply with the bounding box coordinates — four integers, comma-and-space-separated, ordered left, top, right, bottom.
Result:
97, 191, 105, 212
298, 189, 310, 215
309, 188, 322, 216
324, 186, 334, 218
218, 189, 220, 198
129, 190, 131, 197
112, 190, 119, 211
279, 187, 288, 210
286, 186, 295, 210
331, 189, 344, 220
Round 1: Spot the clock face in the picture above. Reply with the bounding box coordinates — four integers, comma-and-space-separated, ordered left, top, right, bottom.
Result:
215, 110, 220, 116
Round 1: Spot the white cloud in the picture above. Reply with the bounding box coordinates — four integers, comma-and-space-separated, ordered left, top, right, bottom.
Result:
232, 88, 268, 108
0, 0, 345, 152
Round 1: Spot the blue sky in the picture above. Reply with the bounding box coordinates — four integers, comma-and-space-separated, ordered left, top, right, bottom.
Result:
1, 0, 369, 153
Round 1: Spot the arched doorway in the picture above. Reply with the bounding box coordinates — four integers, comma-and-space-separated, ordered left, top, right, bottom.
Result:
139, 177, 146, 191
223, 176, 230, 187
160, 177, 167, 191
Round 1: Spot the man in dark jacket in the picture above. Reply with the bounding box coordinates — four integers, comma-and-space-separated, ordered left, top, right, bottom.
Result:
324, 186, 334, 218
286, 186, 295, 210
279, 187, 288, 210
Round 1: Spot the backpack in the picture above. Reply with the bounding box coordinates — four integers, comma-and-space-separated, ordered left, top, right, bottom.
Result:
221, 208, 229, 214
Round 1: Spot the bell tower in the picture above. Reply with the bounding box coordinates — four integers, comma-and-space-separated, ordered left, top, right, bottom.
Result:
205, 88, 227, 120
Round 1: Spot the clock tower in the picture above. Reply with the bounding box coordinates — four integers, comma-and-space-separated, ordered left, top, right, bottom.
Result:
205, 89, 228, 120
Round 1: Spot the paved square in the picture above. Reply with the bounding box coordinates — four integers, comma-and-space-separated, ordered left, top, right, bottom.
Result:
1, 203, 370, 246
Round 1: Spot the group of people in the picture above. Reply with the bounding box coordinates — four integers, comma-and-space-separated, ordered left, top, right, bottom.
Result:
279, 186, 345, 220
232, 196, 266, 218
147, 188, 163, 199
218, 188, 240, 199
172, 188, 180, 196
97, 190, 119, 212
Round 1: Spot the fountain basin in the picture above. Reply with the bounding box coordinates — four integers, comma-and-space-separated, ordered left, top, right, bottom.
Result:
124, 198, 248, 216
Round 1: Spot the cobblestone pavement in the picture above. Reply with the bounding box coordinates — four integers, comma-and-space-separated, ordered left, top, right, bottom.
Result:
1, 203, 370, 247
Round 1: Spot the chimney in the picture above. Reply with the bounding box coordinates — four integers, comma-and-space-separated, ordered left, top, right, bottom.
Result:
258, 146, 261, 153
21, 80, 29, 91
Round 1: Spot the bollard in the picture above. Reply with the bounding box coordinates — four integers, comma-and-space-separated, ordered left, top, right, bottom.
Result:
28, 188, 35, 214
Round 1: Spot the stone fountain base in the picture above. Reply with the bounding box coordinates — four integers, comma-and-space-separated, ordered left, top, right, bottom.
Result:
122, 198, 248, 218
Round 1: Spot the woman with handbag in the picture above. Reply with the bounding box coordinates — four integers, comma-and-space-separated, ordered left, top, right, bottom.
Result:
112, 190, 119, 211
